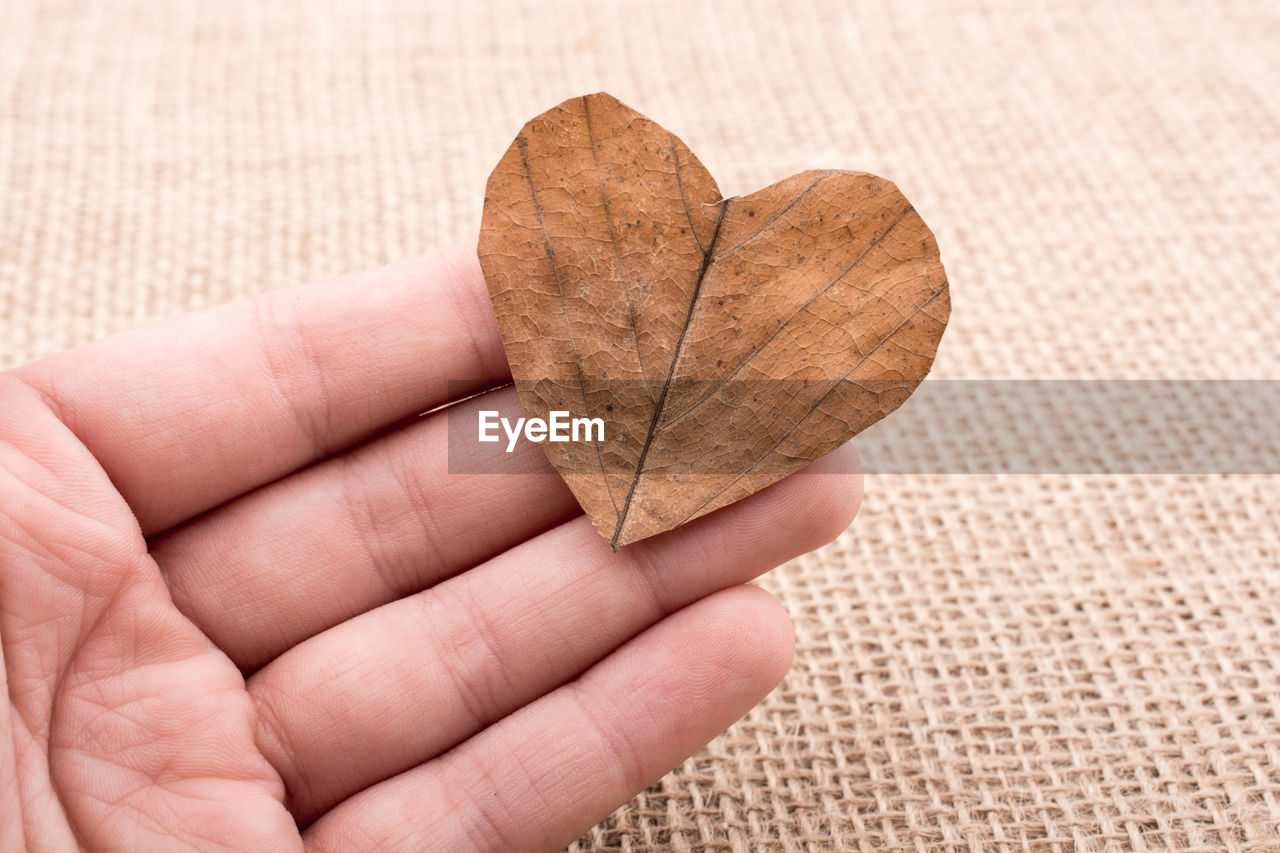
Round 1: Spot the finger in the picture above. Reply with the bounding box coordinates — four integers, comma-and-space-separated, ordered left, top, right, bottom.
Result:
152, 385, 582, 671
249, 445, 859, 823
303, 584, 794, 852
15, 245, 508, 534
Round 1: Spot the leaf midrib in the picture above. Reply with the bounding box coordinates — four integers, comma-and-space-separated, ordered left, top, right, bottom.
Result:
609, 200, 729, 549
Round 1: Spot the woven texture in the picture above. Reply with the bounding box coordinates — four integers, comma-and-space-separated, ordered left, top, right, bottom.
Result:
3, 1, 1279, 850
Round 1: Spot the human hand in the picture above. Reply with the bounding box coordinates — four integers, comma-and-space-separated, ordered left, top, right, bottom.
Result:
0, 245, 861, 851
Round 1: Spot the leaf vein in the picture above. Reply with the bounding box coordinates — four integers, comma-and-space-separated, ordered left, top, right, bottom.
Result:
671, 284, 949, 528
583, 96, 656, 405
660, 203, 917, 432
517, 135, 622, 522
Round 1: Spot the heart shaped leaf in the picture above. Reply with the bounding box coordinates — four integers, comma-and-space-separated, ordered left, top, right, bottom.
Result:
479, 93, 949, 548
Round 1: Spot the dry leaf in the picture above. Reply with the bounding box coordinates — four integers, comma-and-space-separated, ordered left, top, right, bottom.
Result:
478, 93, 949, 548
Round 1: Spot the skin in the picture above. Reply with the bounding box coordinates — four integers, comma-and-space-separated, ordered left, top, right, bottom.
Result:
0, 245, 862, 852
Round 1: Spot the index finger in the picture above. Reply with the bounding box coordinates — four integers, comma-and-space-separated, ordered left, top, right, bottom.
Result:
14, 244, 509, 535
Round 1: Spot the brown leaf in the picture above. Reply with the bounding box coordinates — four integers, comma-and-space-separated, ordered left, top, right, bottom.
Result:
478, 93, 949, 548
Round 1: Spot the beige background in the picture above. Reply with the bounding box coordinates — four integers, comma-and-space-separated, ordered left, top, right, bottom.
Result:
3, 1, 1279, 850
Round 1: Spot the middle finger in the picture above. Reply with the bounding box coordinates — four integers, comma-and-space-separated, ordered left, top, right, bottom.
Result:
151, 385, 581, 671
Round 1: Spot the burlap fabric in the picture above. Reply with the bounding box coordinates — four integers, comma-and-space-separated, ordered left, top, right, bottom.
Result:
3, 2, 1278, 850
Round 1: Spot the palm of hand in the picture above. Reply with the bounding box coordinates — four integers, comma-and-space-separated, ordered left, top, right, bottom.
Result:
0, 247, 859, 852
